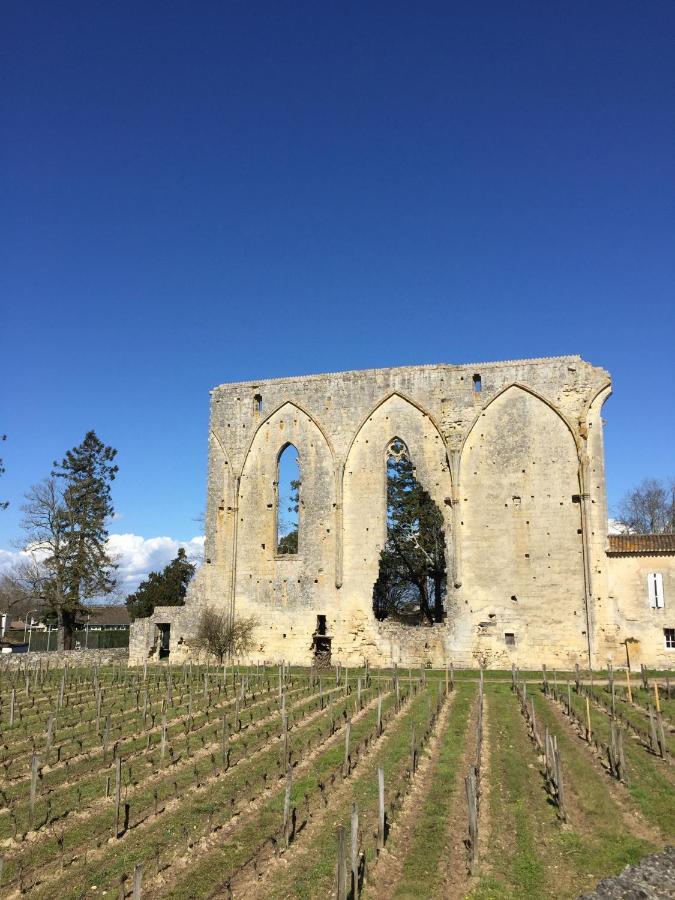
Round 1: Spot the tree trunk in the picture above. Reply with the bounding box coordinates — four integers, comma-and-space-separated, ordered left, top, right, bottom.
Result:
433, 574, 444, 623
418, 581, 434, 625
56, 608, 66, 651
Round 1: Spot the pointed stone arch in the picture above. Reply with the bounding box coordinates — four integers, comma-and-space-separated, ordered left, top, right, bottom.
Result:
458, 380, 587, 656
460, 382, 580, 458
240, 399, 335, 478
233, 398, 336, 614
342, 391, 453, 620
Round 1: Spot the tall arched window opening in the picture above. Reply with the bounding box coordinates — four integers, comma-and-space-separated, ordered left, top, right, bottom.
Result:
277, 444, 300, 554
373, 439, 446, 624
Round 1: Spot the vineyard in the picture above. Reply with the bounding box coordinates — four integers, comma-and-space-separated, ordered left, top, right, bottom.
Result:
0, 660, 673, 899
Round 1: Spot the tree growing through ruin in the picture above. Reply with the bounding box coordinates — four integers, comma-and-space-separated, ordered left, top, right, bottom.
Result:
18, 431, 119, 649
616, 478, 675, 534
373, 439, 447, 624
126, 547, 196, 621
192, 607, 258, 662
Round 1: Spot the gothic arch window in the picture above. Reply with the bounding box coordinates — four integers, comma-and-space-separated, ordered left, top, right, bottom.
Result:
276, 443, 300, 555
372, 438, 447, 623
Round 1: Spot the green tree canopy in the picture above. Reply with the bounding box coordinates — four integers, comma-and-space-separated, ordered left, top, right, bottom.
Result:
19, 431, 118, 649
373, 439, 447, 624
126, 548, 196, 621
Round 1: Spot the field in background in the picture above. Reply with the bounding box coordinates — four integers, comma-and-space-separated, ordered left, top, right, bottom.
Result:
0, 660, 673, 899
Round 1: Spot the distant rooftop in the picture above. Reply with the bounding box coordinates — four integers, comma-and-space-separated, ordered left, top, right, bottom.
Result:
608, 534, 675, 555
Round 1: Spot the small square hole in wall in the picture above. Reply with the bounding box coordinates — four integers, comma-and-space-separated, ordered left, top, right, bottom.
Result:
505, 632, 516, 646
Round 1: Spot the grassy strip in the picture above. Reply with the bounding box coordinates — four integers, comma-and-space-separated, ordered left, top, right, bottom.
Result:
391, 682, 476, 899
471, 684, 652, 900
25, 686, 397, 898
255, 684, 439, 900
554, 686, 675, 838
584, 686, 675, 754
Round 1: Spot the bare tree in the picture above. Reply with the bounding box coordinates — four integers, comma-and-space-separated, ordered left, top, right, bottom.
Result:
191, 608, 258, 663
0, 566, 36, 620
616, 478, 675, 534
19, 478, 76, 649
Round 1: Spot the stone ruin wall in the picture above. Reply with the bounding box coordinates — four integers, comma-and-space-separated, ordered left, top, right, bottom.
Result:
130, 355, 627, 669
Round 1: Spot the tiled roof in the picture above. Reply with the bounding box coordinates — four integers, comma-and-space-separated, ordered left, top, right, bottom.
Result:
83, 605, 130, 626
608, 534, 675, 554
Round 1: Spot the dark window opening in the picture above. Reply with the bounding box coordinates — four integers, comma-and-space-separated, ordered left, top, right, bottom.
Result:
372, 438, 447, 626
665, 628, 675, 649
254, 393, 263, 414
473, 374, 482, 392
312, 615, 331, 666
277, 444, 300, 554
157, 623, 171, 659
505, 632, 515, 646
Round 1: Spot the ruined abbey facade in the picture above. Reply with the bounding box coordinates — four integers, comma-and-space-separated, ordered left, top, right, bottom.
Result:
129, 356, 675, 669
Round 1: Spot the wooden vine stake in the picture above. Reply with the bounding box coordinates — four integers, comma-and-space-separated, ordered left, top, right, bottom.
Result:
625, 668, 633, 704
283, 765, 293, 847
132, 863, 142, 900
465, 770, 478, 874
29, 752, 39, 829
350, 803, 359, 898
377, 767, 385, 851
114, 756, 122, 838
654, 681, 661, 713
336, 825, 347, 900
585, 696, 592, 743
343, 717, 351, 777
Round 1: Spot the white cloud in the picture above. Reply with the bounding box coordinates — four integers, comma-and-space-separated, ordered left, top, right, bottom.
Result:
0, 534, 204, 598
107, 534, 204, 593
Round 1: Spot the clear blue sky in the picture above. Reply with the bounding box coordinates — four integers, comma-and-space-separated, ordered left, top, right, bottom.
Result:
2, 1, 674, 552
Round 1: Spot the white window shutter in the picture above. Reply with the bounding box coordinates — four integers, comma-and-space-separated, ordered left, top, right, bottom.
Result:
655, 573, 664, 609
648, 573, 657, 608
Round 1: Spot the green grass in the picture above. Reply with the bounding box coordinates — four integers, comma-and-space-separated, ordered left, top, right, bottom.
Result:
559, 685, 675, 838
391, 682, 476, 899
256, 683, 439, 900
471, 684, 653, 900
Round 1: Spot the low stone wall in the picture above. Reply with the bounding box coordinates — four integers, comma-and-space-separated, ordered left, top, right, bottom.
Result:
0, 648, 128, 668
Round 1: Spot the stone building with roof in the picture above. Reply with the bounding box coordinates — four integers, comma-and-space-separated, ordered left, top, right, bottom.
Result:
129, 356, 675, 669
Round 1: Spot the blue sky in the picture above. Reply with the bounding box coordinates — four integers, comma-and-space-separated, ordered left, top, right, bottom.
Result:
1, 2, 673, 583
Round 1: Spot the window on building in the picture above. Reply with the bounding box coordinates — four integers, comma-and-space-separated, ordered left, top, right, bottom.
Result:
253, 393, 263, 414
473, 374, 482, 393
504, 632, 516, 646
648, 573, 664, 609
276, 444, 300, 554
664, 628, 675, 649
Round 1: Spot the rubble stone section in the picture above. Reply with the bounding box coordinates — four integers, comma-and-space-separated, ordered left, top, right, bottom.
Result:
580, 846, 675, 899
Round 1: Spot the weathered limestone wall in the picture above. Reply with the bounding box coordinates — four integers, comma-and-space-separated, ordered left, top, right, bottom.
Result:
606, 554, 675, 670
131, 355, 635, 668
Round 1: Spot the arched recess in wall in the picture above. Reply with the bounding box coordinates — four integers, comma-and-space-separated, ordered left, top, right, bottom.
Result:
342, 392, 453, 620
458, 384, 586, 644
235, 401, 335, 609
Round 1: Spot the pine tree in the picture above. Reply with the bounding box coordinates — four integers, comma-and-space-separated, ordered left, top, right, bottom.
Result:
373, 440, 446, 624
52, 431, 118, 648
126, 548, 195, 621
